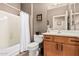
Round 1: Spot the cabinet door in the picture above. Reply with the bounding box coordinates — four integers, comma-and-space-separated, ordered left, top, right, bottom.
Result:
44, 41, 58, 56
57, 43, 64, 56
63, 44, 79, 56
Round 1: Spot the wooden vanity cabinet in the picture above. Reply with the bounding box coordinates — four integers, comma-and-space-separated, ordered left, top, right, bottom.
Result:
63, 44, 79, 56
43, 35, 57, 56
44, 41, 58, 56
43, 35, 79, 56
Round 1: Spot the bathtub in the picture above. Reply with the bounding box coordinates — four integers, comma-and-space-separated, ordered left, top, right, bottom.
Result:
0, 43, 20, 56
0, 10, 20, 56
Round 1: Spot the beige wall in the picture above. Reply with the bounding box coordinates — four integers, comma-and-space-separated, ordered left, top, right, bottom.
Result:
21, 3, 31, 14
33, 3, 48, 34
0, 3, 20, 15
8, 3, 21, 10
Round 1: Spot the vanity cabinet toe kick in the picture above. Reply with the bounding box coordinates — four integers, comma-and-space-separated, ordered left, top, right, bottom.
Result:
43, 35, 79, 56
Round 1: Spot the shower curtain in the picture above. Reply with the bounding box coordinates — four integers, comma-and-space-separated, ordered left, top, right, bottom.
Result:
20, 11, 30, 52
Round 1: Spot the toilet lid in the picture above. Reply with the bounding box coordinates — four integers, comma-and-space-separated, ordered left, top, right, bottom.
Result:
27, 42, 39, 48
34, 35, 43, 43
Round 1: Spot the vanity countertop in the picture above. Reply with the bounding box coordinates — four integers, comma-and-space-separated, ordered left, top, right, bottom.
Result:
42, 30, 79, 38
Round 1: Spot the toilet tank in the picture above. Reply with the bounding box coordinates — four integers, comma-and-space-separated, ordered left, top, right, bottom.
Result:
34, 35, 43, 43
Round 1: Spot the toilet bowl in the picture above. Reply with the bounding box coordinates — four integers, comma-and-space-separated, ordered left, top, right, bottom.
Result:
27, 35, 43, 56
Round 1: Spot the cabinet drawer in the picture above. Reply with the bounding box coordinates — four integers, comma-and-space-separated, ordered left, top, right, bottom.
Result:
68, 37, 79, 45
54, 36, 68, 43
44, 35, 54, 41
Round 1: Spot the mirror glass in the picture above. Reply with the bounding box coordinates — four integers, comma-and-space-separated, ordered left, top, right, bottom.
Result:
47, 3, 79, 30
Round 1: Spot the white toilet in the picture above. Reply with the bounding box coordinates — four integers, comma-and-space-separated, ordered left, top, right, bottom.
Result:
27, 35, 43, 56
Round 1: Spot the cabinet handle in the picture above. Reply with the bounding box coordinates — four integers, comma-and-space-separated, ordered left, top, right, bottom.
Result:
61, 44, 63, 51
71, 40, 79, 43
45, 37, 50, 39
56, 43, 58, 50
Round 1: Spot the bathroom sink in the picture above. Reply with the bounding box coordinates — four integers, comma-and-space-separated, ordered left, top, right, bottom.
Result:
59, 30, 79, 37
43, 30, 79, 37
